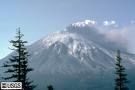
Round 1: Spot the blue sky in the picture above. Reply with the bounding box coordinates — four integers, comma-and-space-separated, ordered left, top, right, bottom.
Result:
0, 0, 135, 59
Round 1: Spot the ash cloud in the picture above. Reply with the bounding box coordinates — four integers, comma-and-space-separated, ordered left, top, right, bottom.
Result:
70, 20, 135, 54
98, 21, 135, 54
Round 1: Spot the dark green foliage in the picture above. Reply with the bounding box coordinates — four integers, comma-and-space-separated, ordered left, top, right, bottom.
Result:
115, 50, 129, 90
47, 85, 54, 90
2, 28, 35, 90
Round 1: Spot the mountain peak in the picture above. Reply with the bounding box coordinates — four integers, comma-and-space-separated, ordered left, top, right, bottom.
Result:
1, 20, 135, 90
71, 20, 97, 27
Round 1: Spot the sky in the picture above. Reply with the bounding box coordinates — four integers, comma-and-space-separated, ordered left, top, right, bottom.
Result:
0, 0, 135, 59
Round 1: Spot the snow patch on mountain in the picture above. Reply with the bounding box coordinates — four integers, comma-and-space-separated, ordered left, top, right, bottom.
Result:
71, 20, 97, 27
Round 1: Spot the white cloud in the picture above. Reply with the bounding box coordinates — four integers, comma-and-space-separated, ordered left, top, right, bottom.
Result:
103, 20, 118, 27
111, 21, 116, 24
103, 21, 109, 26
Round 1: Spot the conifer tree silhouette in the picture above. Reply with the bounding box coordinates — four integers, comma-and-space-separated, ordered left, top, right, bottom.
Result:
47, 85, 53, 90
115, 50, 129, 90
2, 28, 35, 90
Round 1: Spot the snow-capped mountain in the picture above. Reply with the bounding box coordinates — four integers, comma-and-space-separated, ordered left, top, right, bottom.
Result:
1, 20, 135, 90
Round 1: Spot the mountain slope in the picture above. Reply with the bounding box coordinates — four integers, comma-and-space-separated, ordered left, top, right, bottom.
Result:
1, 20, 135, 90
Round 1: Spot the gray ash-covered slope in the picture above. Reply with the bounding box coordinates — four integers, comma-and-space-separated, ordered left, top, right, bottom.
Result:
1, 20, 135, 90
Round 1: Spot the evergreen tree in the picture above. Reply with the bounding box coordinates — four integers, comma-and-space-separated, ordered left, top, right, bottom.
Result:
47, 85, 53, 90
2, 28, 35, 90
115, 50, 129, 90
